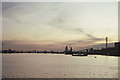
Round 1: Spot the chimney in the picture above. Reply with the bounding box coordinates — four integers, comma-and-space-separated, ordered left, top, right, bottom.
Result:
106, 37, 108, 48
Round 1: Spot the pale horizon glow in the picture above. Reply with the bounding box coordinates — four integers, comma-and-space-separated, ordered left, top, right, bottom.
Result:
2, 2, 118, 51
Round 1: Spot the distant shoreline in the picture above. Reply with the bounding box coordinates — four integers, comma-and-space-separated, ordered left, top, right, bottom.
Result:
1, 53, 120, 57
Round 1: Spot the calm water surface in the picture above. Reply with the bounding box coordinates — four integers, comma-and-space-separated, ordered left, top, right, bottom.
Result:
2, 53, 118, 78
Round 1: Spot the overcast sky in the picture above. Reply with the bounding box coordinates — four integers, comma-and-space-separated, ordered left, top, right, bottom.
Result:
2, 2, 118, 51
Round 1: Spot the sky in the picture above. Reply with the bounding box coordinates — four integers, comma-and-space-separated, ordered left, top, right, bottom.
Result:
2, 2, 118, 51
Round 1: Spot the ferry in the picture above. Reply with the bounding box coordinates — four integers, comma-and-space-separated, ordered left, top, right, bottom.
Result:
72, 52, 88, 56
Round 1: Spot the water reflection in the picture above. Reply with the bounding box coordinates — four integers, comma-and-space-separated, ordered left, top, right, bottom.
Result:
2, 53, 118, 78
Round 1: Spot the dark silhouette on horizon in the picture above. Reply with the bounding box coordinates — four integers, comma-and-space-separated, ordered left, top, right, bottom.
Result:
1, 37, 120, 56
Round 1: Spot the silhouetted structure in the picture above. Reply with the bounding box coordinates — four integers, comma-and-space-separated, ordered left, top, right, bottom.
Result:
115, 42, 120, 47
2, 49, 64, 54
113, 42, 120, 56
106, 37, 108, 48
64, 45, 73, 55
70, 45, 73, 52
2, 40, 120, 56
64, 45, 88, 56
88, 42, 120, 56
65, 46, 68, 53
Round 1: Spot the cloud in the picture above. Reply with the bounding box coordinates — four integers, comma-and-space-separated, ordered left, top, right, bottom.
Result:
86, 34, 104, 41
73, 27, 105, 43
62, 27, 105, 50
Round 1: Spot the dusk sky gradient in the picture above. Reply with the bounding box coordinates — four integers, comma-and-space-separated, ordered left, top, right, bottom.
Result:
2, 2, 118, 51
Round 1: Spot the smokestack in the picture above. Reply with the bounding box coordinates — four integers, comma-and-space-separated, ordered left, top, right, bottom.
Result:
106, 37, 108, 48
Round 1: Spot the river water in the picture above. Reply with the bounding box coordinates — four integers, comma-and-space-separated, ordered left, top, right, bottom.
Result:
2, 53, 118, 78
